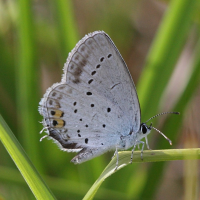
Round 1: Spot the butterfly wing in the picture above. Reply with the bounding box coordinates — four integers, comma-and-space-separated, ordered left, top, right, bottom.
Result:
39, 31, 141, 163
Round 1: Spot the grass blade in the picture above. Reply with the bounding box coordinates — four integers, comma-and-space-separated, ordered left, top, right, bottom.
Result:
16, 0, 42, 170
0, 115, 56, 199
83, 148, 200, 200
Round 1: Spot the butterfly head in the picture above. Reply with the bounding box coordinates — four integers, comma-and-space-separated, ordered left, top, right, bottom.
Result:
138, 111, 180, 145
134, 122, 152, 143
140, 122, 152, 137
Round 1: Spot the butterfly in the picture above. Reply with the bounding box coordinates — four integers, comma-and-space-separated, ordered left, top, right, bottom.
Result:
39, 31, 179, 168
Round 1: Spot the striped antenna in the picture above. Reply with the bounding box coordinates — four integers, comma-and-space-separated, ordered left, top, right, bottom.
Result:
145, 112, 180, 123
151, 125, 172, 145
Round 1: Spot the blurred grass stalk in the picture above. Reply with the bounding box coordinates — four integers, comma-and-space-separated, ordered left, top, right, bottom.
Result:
184, 130, 199, 200
0, 1, 17, 133
139, 34, 200, 200
136, 0, 200, 199
53, 0, 79, 61
179, 38, 200, 200
16, 0, 42, 170
184, 157, 199, 200
0, 115, 56, 199
137, 0, 197, 118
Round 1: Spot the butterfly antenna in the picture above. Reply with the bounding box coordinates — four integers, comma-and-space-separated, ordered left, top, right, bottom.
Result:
151, 125, 172, 145
145, 112, 180, 123
146, 112, 180, 145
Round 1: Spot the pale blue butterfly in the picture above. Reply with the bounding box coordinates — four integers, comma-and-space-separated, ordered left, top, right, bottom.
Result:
39, 31, 179, 168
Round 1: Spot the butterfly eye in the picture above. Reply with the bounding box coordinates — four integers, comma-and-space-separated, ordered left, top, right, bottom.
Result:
141, 124, 147, 134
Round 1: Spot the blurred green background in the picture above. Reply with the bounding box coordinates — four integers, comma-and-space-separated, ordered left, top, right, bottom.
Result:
0, 0, 200, 199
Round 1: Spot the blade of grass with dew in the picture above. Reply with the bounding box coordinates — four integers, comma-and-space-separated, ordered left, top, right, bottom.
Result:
16, 0, 43, 171
138, 36, 200, 199
0, 115, 56, 199
83, 148, 200, 200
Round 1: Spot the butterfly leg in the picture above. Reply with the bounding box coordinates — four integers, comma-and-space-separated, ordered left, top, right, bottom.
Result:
130, 144, 137, 164
145, 136, 151, 150
130, 140, 145, 163
40, 135, 48, 142
140, 140, 145, 160
39, 127, 46, 134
